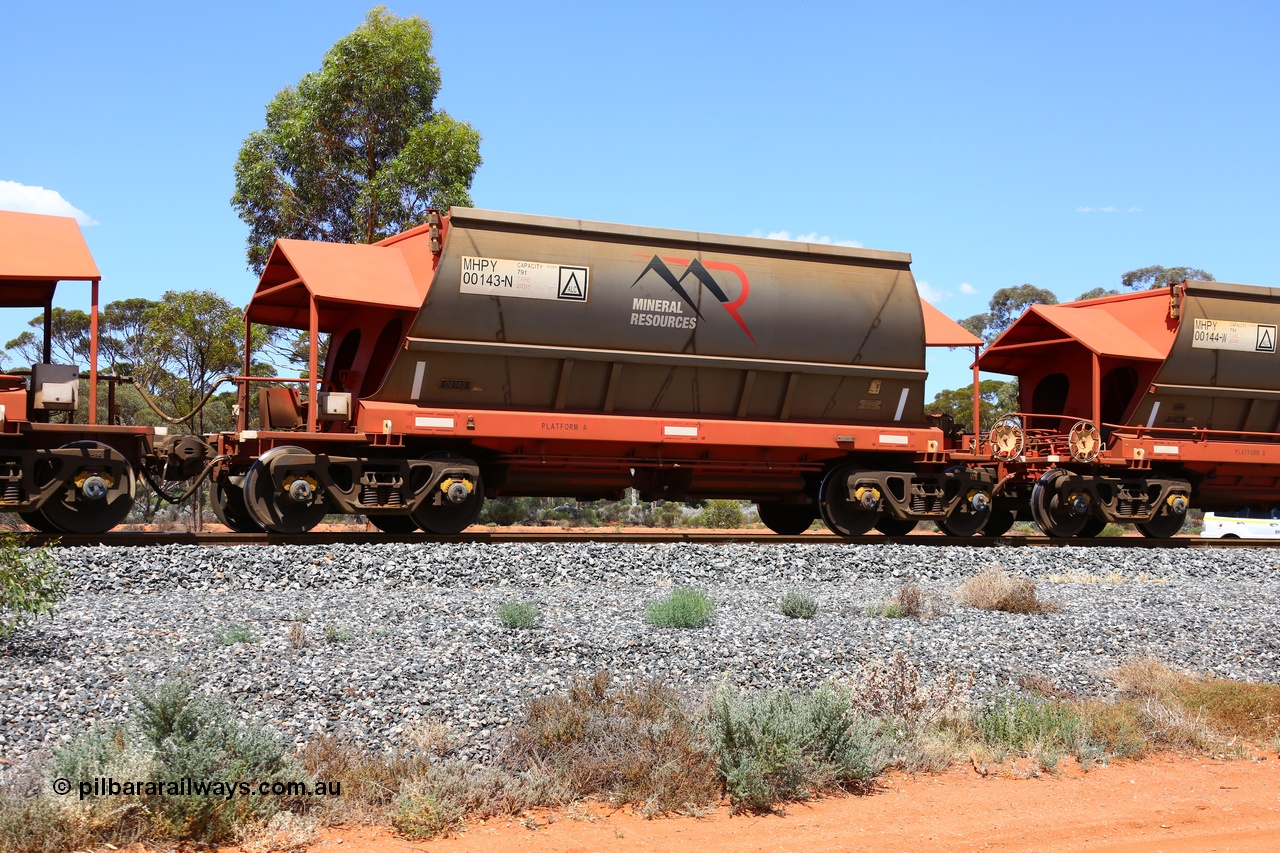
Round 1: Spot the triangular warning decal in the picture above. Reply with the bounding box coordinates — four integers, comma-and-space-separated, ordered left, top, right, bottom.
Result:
556, 266, 588, 300
1259, 326, 1276, 352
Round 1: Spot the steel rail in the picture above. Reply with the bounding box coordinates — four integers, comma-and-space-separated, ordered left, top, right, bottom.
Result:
12, 531, 1278, 549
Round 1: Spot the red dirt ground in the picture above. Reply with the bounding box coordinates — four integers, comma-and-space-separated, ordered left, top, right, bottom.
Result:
278, 753, 1280, 853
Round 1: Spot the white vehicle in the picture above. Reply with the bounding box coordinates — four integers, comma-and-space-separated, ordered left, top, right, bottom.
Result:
1200, 509, 1280, 539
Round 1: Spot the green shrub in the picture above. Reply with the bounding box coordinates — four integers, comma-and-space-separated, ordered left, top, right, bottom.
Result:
36, 678, 302, 846
497, 599, 541, 630
710, 681, 885, 811
643, 501, 686, 528
779, 591, 819, 619
693, 500, 746, 529
0, 536, 66, 637
478, 497, 549, 526
645, 587, 714, 628
130, 678, 300, 841
392, 785, 466, 840
974, 692, 1098, 768
323, 623, 354, 643
214, 623, 260, 645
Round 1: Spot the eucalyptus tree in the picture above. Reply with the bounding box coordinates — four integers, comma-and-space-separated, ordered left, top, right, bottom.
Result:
232, 6, 482, 274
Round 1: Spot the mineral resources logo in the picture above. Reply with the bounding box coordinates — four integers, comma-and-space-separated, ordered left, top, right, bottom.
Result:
630, 256, 756, 342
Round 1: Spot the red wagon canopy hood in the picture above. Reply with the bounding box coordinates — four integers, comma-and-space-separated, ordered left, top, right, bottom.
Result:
246, 239, 427, 331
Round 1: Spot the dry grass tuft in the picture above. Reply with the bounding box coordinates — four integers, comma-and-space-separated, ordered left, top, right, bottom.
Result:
235, 811, 320, 853
505, 671, 720, 816
955, 565, 1060, 614
1114, 658, 1280, 743
853, 650, 970, 725
1046, 572, 1166, 585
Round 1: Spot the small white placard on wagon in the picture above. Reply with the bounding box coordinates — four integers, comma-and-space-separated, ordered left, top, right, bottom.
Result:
460, 256, 589, 302
1192, 318, 1277, 353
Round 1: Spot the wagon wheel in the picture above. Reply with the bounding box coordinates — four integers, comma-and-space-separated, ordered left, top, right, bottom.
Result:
19, 457, 62, 531
1076, 516, 1108, 538
1029, 468, 1090, 538
210, 479, 264, 533
18, 510, 59, 533
411, 454, 485, 534
242, 446, 328, 534
38, 441, 136, 534
1068, 421, 1102, 463
757, 502, 817, 535
982, 507, 1017, 537
938, 499, 992, 537
874, 516, 918, 536
989, 417, 1025, 461
818, 466, 879, 537
367, 514, 420, 534
1136, 509, 1187, 539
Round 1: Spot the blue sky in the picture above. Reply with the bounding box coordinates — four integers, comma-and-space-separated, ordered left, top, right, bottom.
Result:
2, 0, 1277, 394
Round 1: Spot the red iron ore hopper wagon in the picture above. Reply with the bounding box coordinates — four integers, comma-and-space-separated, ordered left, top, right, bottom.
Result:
972, 281, 1280, 538
216, 208, 989, 535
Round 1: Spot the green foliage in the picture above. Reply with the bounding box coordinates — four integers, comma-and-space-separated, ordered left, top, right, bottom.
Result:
392, 786, 466, 839
974, 692, 1095, 768
4, 308, 91, 367
232, 7, 482, 274
1075, 286, 1120, 301
1, 293, 268, 442
644, 501, 686, 528
478, 496, 543, 526
926, 378, 1020, 434
143, 290, 248, 434
960, 284, 1059, 345
37, 678, 301, 845
865, 601, 906, 618
779, 591, 818, 619
323, 623, 354, 643
214, 623, 261, 645
131, 679, 299, 841
692, 499, 746, 529
0, 537, 66, 638
1121, 265, 1215, 290
496, 599, 541, 630
710, 682, 885, 811
644, 586, 715, 628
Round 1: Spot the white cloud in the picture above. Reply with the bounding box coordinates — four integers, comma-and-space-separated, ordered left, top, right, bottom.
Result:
916, 279, 944, 302
958, 281, 977, 295
1076, 205, 1142, 215
751, 229, 862, 248
0, 181, 98, 226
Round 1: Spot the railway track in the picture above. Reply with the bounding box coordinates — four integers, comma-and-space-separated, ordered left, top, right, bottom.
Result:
12, 530, 1278, 548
